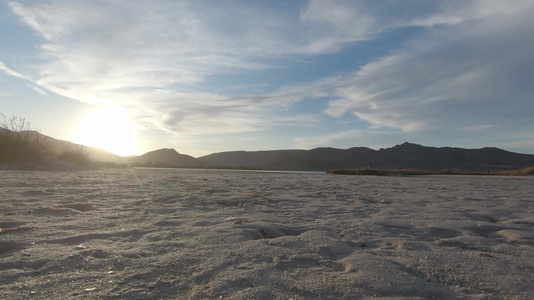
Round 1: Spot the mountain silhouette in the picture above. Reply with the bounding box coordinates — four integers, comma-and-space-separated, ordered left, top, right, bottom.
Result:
8, 130, 534, 171
198, 142, 534, 171
127, 148, 201, 168
17, 130, 124, 163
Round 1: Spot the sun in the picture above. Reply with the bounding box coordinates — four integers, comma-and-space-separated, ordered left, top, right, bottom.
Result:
72, 107, 140, 156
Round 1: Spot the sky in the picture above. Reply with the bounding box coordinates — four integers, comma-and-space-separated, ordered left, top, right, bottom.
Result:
1, 0, 533, 157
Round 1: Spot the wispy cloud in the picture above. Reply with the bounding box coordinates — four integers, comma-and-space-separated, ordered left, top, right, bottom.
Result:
317, 2, 534, 135
5, 0, 534, 154
9, 1, 319, 135
0, 61, 26, 79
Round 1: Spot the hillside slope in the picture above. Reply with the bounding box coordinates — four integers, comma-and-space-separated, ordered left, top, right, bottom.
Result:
127, 148, 202, 168
198, 142, 534, 171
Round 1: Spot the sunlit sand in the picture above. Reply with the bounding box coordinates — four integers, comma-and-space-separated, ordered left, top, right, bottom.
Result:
1, 169, 533, 299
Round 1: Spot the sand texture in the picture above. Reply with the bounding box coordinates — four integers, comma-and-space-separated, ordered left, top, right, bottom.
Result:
1, 169, 533, 299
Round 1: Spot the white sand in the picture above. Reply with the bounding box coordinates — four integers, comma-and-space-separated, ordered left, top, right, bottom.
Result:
1, 169, 533, 299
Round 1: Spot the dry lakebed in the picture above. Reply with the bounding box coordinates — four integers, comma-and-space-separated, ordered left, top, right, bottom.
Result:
1, 168, 533, 299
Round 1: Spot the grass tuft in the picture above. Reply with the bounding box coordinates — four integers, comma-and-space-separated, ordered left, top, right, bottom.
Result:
58, 146, 93, 167
0, 113, 51, 163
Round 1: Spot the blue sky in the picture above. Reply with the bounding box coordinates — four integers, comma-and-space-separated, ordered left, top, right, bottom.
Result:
1, 0, 533, 157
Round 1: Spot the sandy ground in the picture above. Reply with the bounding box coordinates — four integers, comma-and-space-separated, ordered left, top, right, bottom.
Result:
1, 169, 533, 299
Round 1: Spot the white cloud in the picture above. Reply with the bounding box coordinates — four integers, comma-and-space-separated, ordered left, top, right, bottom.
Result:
299, 1, 375, 53
8, 1, 324, 135
406, 0, 534, 27
320, 2, 534, 134
0, 61, 26, 79
12, 0, 481, 102
88, 88, 318, 138
6, 0, 534, 154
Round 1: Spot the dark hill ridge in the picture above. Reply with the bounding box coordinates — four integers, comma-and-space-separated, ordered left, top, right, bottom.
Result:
7, 130, 124, 163
377, 142, 529, 170
8, 130, 534, 171
127, 148, 201, 168
197, 146, 387, 170
197, 142, 534, 171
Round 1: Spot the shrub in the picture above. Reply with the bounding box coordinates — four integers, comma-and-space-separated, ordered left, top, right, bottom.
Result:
0, 114, 50, 163
58, 146, 93, 167
503, 166, 534, 176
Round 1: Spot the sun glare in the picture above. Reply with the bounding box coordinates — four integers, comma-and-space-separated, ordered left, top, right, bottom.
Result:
72, 108, 140, 156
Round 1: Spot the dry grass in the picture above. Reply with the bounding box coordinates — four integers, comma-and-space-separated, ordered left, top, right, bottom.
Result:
0, 114, 96, 168
0, 114, 51, 163
500, 166, 534, 176
58, 146, 93, 167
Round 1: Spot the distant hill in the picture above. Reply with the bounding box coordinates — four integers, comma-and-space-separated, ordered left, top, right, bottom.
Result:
25, 131, 124, 163
198, 142, 534, 171
26, 133, 201, 168
197, 147, 381, 170
376, 142, 534, 171
127, 148, 202, 168
7, 129, 534, 172
33, 132, 202, 167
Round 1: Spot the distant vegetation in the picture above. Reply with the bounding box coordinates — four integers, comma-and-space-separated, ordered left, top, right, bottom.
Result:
0, 114, 94, 168
0, 114, 51, 164
505, 166, 534, 176
327, 167, 534, 176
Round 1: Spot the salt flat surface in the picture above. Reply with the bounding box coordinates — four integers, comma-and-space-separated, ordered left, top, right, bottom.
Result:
1, 169, 533, 299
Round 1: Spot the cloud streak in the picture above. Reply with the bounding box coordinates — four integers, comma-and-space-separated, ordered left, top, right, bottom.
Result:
0, 61, 27, 79
4, 0, 534, 154
322, 4, 534, 132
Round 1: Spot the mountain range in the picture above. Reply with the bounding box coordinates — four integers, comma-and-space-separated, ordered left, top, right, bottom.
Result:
196, 143, 534, 171
36, 131, 533, 171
